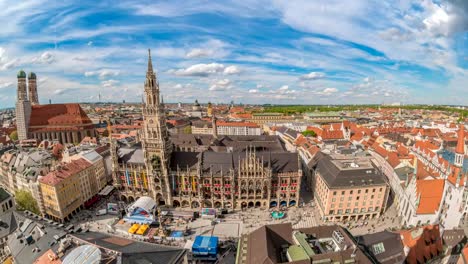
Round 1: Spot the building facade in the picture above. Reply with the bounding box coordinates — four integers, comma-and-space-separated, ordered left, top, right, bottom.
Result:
14, 71, 95, 143
39, 158, 100, 222
313, 153, 389, 222
110, 51, 302, 210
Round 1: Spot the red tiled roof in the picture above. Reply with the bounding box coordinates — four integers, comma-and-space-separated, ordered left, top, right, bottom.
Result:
34, 249, 62, 264
350, 132, 363, 142
414, 140, 440, 151
29, 104, 92, 127
397, 143, 410, 156
229, 106, 245, 113
321, 129, 344, 140
322, 123, 342, 130
306, 126, 322, 136
416, 160, 439, 180
294, 134, 308, 145
400, 225, 443, 264
39, 158, 91, 186
387, 152, 401, 168
52, 143, 64, 158
416, 179, 445, 214
447, 166, 467, 187
372, 143, 389, 158
230, 113, 252, 119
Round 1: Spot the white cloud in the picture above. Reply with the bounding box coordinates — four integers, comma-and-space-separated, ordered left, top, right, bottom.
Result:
300, 71, 325, 80
209, 78, 232, 91
0, 59, 18, 70
322, 87, 338, 94
0, 47, 19, 70
279, 85, 289, 90
101, 79, 119, 88
186, 48, 213, 58
249, 89, 258, 93
32, 51, 55, 64
0, 82, 13, 89
84, 69, 120, 78
171, 63, 225, 76
223, 65, 240, 74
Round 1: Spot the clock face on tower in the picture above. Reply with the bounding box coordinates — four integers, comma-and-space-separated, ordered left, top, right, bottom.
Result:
149, 119, 153, 124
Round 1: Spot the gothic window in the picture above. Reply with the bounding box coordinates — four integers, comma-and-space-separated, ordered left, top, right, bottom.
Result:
151, 155, 161, 169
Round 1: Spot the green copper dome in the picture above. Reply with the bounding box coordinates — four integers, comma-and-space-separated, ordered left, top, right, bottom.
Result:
28, 72, 36, 79
17, 70, 26, 78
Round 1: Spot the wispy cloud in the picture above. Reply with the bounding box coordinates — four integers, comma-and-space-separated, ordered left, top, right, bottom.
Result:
0, 0, 466, 107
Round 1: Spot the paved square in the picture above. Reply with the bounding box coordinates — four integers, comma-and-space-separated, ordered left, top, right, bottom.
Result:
213, 222, 241, 238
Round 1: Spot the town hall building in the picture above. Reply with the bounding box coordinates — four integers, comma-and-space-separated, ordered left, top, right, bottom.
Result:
110, 50, 303, 210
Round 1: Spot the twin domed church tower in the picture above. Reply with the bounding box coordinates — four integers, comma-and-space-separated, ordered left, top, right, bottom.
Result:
15, 70, 38, 140
15, 70, 95, 143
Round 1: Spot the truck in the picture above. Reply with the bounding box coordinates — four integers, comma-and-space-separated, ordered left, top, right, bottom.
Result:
96, 209, 107, 216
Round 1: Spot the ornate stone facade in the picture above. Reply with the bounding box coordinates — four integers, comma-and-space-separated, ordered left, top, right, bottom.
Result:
111, 51, 302, 210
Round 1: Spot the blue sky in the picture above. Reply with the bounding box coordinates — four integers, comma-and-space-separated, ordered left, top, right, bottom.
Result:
0, 0, 467, 107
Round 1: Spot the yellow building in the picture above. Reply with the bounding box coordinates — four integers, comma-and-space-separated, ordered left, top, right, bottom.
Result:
207, 102, 213, 117
39, 159, 91, 222
247, 113, 298, 125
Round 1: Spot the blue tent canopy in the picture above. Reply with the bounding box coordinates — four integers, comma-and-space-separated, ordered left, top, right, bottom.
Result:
192, 236, 218, 258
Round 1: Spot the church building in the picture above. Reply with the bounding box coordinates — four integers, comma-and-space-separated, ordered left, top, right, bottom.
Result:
15, 70, 95, 144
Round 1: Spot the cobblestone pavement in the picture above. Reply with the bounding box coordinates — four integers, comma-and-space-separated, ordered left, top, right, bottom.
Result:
67, 189, 403, 244
347, 199, 402, 236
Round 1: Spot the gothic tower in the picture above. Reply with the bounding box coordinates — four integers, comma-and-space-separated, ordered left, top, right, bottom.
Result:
15, 70, 31, 141
455, 124, 465, 168
142, 49, 173, 205
212, 115, 218, 138
28, 72, 39, 105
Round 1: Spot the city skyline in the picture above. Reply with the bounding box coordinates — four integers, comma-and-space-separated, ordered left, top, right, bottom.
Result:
0, 0, 467, 108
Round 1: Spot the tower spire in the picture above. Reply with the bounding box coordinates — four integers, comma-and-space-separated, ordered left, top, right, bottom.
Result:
456, 125, 465, 155
147, 49, 153, 73
212, 114, 218, 138
455, 124, 465, 168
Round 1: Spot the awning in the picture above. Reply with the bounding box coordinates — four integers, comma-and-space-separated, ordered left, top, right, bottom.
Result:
99, 185, 115, 196
84, 195, 100, 208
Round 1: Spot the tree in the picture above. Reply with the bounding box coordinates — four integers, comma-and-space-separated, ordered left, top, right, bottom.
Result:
9, 130, 18, 141
15, 190, 40, 214
183, 126, 192, 134
302, 130, 317, 137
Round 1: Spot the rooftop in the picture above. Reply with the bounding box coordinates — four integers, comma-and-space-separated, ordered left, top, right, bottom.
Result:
415, 179, 445, 214
39, 158, 92, 186
29, 104, 93, 129
0, 187, 11, 203
71, 231, 186, 264
238, 223, 372, 264
315, 154, 386, 188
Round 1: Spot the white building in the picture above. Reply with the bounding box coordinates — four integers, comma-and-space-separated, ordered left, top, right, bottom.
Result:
216, 121, 261, 136
374, 125, 467, 231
